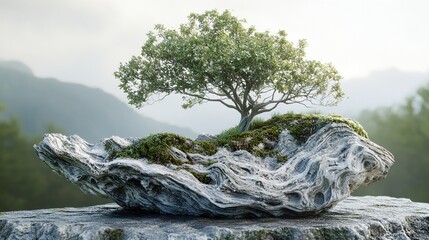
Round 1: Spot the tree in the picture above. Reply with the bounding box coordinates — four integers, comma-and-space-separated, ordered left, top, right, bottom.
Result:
115, 10, 343, 132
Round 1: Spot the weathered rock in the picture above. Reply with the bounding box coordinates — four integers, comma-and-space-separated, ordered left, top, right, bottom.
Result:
1, 196, 428, 239
33, 123, 394, 217
195, 133, 217, 141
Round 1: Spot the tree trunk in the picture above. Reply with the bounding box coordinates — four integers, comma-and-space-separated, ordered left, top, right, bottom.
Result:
238, 114, 254, 132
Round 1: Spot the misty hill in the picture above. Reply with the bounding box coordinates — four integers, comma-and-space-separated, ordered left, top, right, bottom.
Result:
333, 68, 429, 116
271, 68, 429, 117
0, 61, 195, 141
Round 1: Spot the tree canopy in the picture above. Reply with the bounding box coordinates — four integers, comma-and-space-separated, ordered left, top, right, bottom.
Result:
115, 10, 343, 131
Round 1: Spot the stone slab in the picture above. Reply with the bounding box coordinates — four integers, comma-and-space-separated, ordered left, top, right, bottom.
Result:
1, 196, 428, 239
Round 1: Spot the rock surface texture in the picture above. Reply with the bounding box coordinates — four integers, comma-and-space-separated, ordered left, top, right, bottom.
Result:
34, 123, 394, 217
1, 196, 428, 239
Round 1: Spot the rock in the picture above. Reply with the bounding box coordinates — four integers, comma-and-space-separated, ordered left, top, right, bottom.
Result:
195, 133, 217, 141
274, 130, 299, 158
33, 120, 394, 217
1, 196, 428, 239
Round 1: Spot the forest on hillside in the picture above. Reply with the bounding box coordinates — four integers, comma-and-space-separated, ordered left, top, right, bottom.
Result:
0, 105, 111, 211
1, 84, 429, 211
354, 84, 429, 201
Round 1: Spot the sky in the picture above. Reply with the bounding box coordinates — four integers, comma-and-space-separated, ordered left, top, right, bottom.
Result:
1, 0, 429, 134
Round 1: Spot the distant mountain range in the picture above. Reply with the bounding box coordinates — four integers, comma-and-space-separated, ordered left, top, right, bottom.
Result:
331, 68, 429, 116
269, 68, 429, 118
0, 61, 196, 142
1, 60, 428, 138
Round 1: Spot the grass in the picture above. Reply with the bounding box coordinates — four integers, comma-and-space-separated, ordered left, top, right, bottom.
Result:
106, 113, 368, 173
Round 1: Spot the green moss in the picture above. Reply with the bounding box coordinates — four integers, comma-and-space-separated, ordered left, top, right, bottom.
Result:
193, 140, 217, 155
107, 113, 368, 166
215, 126, 281, 158
108, 133, 216, 165
275, 154, 288, 163
250, 113, 368, 143
104, 140, 114, 152
248, 117, 265, 130
100, 228, 124, 240
203, 160, 218, 167
216, 125, 241, 139
220, 235, 235, 240
239, 228, 294, 240
311, 227, 351, 240
183, 168, 212, 184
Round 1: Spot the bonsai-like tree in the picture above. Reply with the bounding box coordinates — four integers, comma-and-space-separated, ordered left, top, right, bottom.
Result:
115, 10, 344, 132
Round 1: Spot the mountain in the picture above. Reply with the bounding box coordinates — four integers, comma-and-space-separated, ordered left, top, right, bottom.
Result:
269, 68, 429, 118
0, 60, 33, 75
0, 61, 196, 142
332, 68, 429, 116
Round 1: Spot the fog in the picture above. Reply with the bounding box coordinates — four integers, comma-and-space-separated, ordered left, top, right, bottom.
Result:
1, 0, 429, 133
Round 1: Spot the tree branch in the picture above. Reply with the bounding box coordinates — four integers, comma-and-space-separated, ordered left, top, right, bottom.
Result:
206, 73, 243, 111
177, 90, 238, 110
242, 78, 254, 113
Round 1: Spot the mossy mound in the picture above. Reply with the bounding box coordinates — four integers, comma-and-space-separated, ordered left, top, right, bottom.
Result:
107, 133, 217, 165
250, 113, 368, 142
106, 113, 367, 166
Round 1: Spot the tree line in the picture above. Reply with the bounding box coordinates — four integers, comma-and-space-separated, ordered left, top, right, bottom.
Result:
354, 83, 429, 202
0, 105, 110, 211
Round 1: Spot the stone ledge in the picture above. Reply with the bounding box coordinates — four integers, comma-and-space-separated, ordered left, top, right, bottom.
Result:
1, 196, 428, 240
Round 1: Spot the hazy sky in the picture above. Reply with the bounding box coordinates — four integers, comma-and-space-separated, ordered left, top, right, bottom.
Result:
1, 0, 429, 134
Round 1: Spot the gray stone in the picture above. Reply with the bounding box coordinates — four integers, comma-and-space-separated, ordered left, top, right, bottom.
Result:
196, 133, 217, 141
33, 123, 394, 217
274, 130, 299, 158
1, 196, 428, 239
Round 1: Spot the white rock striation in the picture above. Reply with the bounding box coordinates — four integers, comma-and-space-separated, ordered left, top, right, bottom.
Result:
34, 123, 394, 217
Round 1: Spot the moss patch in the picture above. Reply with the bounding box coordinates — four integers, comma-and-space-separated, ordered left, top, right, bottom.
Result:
234, 228, 295, 240
104, 140, 114, 152
100, 228, 124, 240
107, 113, 367, 169
182, 168, 212, 184
311, 227, 351, 240
250, 113, 368, 143
215, 124, 282, 158
108, 133, 216, 165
